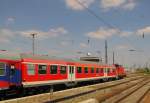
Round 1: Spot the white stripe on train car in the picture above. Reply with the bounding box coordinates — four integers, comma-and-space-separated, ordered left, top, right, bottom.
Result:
22, 75, 116, 87
22, 79, 69, 87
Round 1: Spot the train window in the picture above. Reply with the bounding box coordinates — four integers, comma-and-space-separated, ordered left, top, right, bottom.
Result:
113, 69, 115, 73
110, 69, 112, 73
91, 67, 94, 73
50, 65, 57, 74
84, 67, 88, 73
27, 64, 35, 75
10, 65, 15, 76
69, 66, 72, 73
60, 66, 67, 74
72, 66, 74, 73
107, 69, 110, 73
38, 65, 47, 74
100, 68, 103, 73
77, 67, 82, 73
0, 63, 5, 76
96, 68, 99, 73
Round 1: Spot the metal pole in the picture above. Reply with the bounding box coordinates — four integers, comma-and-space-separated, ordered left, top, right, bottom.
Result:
113, 51, 115, 64
49, 85, 53, 101
97, 51, 101, 63
30, 33, 37, 55
105, 40, 108, 64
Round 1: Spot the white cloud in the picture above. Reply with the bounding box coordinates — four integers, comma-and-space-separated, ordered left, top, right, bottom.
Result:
86, 27, 134, 39
119, 31, 133, 37
101, 0, 125, 9
65, 0, 137, 11
65, 0, 95, 11
7, 17, 15, 22
0, 28, 15, 43
86, 27, 118, 39
122, 0, 136, 10
100, 0, 137, 11
5, 17, 15, 26
19, 27, 68, 39
136, 26, 150, 35
0, 27, 68, 43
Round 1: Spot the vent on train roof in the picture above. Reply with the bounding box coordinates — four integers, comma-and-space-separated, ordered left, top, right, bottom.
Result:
80, 56, 102, 63
20, 53, 75, 61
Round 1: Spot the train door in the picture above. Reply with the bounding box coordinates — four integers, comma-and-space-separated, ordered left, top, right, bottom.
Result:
0, 62, 9, 90
68, 65, 75, 81
9, 62, 21, 86
104, 68, 107, 77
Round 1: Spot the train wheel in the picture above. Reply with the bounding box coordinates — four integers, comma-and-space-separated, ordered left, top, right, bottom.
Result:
116, 76, 120, 80
65, 82, 77, 87
0, 91, 6, 101
102, 78, 108, 82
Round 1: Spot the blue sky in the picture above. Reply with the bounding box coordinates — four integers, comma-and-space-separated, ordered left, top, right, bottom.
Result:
0, 0, 150, 68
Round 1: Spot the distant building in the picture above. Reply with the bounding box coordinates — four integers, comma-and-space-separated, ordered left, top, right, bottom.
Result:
80, 56, 102, 63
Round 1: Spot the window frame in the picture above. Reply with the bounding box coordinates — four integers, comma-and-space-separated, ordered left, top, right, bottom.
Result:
91, 67, 94, 73
100, 68, 104, 73
77, 67, 82, 73
50, 65, 58, 74
0, 62, 6, 76
38, 64, 47, 75
60, 66, 67, 74
112, 68, 116, 73
84, 67, 88, 73
27, 64, 35, 75
96, 68, 99, 73
107, 68, 110, 73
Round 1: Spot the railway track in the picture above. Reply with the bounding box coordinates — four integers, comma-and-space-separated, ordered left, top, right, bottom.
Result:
140, 88, 150, 103
0, 75, 147, 103
126, 73, 146, 78
50, 77, 147, 103
102, 77, 150, 103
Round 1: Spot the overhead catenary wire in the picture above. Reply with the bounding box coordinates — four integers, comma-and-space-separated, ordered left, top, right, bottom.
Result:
76, 0, 117, 29
75, 0, 143, 52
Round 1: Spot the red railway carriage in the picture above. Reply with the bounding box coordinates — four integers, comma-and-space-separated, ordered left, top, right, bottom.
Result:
21, 55, 119, 87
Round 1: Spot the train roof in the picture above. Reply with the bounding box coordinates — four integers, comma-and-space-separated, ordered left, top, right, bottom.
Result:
0, 53, 114, 67
20, 54, 114, 67
20, 54, 100, 64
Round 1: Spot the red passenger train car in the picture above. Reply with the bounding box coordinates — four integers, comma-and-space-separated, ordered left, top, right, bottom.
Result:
0, 54, 126, 97
21, 55, 119, 87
